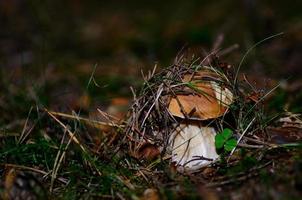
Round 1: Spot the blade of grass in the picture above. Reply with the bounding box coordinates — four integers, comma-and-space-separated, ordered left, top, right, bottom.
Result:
18, 106, 33, 144
1, 163, 68, 184
50, 128, 70, 192
46, 110, 124, 128
228, 117, 256, 162
45, 108, 87, 153
234, 32, 284, 85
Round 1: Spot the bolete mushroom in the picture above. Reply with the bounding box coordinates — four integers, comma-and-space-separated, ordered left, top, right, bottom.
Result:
168, 67, 233, 172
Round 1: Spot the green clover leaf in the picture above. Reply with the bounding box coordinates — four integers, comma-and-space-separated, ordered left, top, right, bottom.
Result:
224, 138, 237, 151
215, 128, 233, 149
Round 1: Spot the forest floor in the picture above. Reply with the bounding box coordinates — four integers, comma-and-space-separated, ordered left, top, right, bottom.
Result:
1, 1, 302, 199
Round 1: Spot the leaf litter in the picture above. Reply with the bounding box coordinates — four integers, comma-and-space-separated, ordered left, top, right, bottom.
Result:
1, 53, 302, 199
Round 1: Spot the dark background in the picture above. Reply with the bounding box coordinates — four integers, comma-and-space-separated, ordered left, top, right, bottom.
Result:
1, 0, 302, 114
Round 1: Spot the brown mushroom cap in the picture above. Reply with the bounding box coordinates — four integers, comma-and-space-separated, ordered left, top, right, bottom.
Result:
168, 69, 233, 120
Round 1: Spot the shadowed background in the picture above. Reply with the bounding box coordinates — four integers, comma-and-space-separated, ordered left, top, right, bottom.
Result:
1, 0, 302, 115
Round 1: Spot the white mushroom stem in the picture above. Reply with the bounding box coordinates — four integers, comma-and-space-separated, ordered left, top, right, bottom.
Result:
170, 123, 219, 172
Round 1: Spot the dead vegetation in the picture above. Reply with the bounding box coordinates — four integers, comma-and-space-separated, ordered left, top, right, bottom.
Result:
1, 53, 302, 199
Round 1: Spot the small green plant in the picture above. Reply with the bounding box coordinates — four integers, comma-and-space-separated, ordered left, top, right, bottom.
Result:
215, 128, 237, 152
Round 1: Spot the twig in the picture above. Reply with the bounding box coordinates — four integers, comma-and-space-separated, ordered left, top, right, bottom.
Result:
217, 44, 239, 56
206, 171, 258, 187
242, 135, 276, 147
141, 85, 163, 127
228, 117, 256, 161
1, 163, 68, 184
237, 143, 263, 148
46, 110, 125, 128
206, 161, 272, 187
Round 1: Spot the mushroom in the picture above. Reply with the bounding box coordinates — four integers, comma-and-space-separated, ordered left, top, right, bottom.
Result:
168, 68, 233, 172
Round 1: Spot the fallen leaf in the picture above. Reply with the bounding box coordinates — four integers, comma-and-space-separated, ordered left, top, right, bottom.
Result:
136, 143, 160, 160
141, 188, 160, 200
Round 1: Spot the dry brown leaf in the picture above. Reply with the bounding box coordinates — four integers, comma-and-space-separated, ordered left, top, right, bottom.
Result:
136, 143, 160, 160
141, 188, 160, 200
